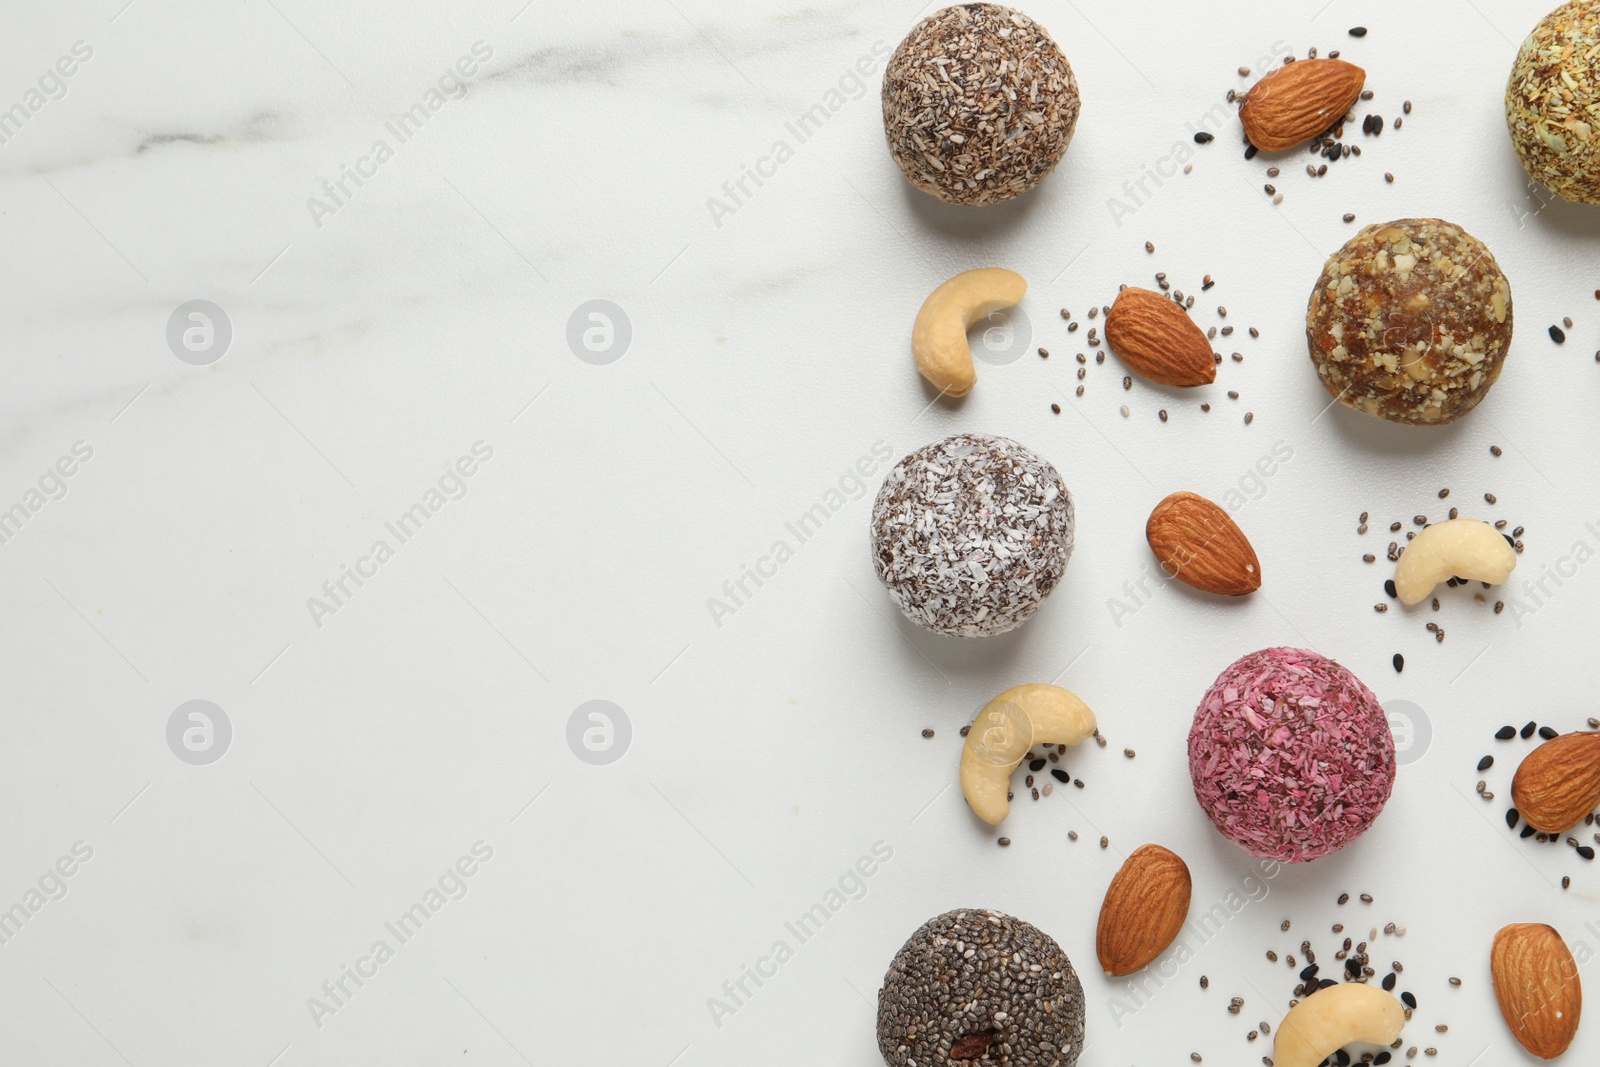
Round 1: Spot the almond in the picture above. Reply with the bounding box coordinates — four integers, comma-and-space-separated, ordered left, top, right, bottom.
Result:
1492, 923, 1582, 1060
1512, 731, 1600, 833
1145, 491, 1262, 596
1240, 59, 1367, 152
1103, 287, 1216, 387
1096, 843, 1192, 977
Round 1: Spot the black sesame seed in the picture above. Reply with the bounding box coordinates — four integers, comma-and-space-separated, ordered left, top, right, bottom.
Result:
1301, 964, 1320, 980
1245, 144, 1259, 160
1319, 978, 1338, 990
1478, 755, 1494, 772
1522, 721, 1538, 739
1195, 131, 1214, 144
1580, 846, 1596, 860
1384, 579, 1397, 598
1507, 808, 1520, 829
1522, 825, 1538, 838
1392, 653, 1403, 673
1375, 1053, 1392, 1065
1401, 991, 1417, 1009
1029, 758, 1046, 772
1050, 769, 1069, 783
1496, 725, 1516, 739
1540, 726, 1559, 740
1349, 26, 1368, 36
1382, 972, 1397, 991
1551, 325, 1567, 343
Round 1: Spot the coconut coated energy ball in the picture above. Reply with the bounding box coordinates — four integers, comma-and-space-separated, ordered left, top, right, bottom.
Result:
1507, 0, 1600, 204
881, 4, 1080, 206
1305, 218, 1512, 425
877, 908, 1085, 1067
870, 434, 1073, 637
1188, 647, 1396, 863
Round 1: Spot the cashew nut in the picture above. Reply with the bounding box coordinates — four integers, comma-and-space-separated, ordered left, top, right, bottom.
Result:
1393, 518, 1517, 606
1273, 983, 1407, 1067
912, 268, 1028, 397
960, 684, 1096, 825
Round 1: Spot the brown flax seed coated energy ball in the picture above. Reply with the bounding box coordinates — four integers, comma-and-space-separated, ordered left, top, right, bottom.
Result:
1305, 218, 1513, 425
1507, 0, 1600, 204
882, 4, 1080, 206
877, 908, 1086, 1067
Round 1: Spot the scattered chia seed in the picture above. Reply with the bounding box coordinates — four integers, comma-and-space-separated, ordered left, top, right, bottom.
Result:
1550, 324, 1567, 343
1393, 653, 1403, 673
922, 728, 935, 738
1050, 403, 1061, 414
997, 837, 1011, 847
1349, 26, 1368, 36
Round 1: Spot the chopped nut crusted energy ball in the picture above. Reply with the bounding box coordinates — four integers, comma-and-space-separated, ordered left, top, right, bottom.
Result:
1306, 219, 1513, 425
877, 909, 1086, 1067
1507, 0, 1600, 204
871, 434, 1073, 637
1188, 647, 1396, 862
882, 4, 1080, 206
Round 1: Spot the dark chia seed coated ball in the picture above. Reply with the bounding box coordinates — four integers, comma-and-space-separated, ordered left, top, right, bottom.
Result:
877, 908, 1085, 1067
870, 434, 1073, 637
882, 4, 1081, 206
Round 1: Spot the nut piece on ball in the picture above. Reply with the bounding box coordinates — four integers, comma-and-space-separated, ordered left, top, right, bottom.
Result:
871, 434, 1073, 637
1507, 0, 1600, 204
882, 4, 1080, 206
1306, 218, 1512, 425
878, 908, 1085, 1067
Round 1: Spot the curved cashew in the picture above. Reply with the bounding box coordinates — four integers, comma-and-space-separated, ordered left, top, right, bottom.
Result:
1394, 518, 1517, 606
912, 268, 1027, 397
1273, 983, 1406, 1067
960, 684, 1096, 825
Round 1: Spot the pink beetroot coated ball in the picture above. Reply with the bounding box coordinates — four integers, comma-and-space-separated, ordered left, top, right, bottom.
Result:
1188, 647, 1396, 863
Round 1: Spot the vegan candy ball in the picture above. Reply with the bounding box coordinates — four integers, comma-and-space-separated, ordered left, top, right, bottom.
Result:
870, 434, 1073, 637
1306, 218, 1512, 425
877, 908, 1085, 1067
882, 4, 1080, 205
1507, 0, 1600, 204
1188, 647, 1396, 862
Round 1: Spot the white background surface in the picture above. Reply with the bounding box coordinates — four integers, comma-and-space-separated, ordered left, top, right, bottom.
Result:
3, 0, 1599, 1064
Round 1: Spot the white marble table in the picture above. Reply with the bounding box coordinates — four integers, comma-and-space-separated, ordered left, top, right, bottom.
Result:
4, 0, 1599, 1063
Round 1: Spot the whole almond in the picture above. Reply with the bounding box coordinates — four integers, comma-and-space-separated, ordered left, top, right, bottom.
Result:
1104, 287, 1216, 387
1511, 732, 1600, 833
1492, 923, 1582, 1060
1240, 59, 1366, 152
1096, 843, 1192, 976
1146, 492, 1262, 595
